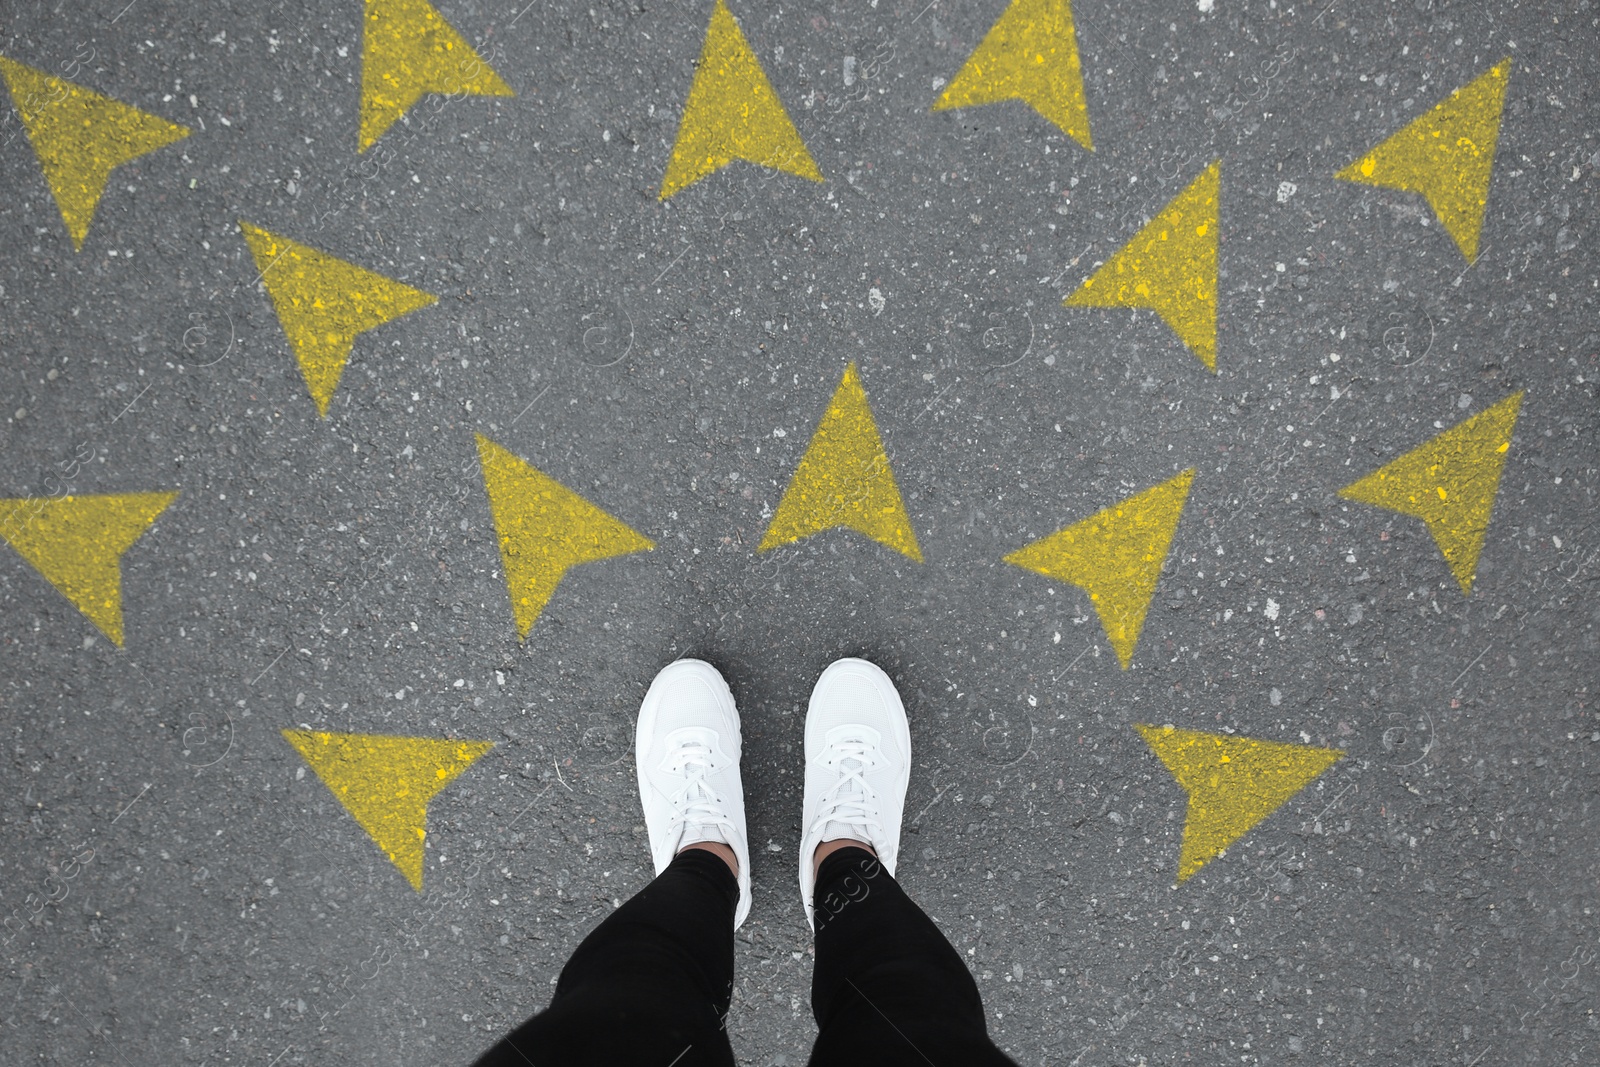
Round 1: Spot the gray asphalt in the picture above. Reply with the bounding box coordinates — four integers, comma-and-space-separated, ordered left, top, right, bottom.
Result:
1, 0, 1597, 1064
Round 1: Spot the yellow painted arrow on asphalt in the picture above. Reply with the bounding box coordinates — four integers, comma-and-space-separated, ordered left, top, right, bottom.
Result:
359, 0, 513, 151
1066, 162, 1220, 370
0, 492, 178, 646
1337, 59, 1510, 262
476, 435, 655, 640
933, 0, 1093, 150
1137, 724, 1343, 884
1005, 470, 1192, 668
660, 0, 822, 199
282, 730, 493, 890
240, 222, 437, 416
760, 363, 921, 562
0, 56, 189, 250
1340, 392, 1522, 595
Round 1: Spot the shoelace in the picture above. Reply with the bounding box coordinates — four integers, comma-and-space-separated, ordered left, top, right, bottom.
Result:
814, 736, 886, 840
663, 740, 736, 842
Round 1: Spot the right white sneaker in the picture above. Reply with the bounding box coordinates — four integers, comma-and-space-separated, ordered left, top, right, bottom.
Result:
797, 657, 912, 930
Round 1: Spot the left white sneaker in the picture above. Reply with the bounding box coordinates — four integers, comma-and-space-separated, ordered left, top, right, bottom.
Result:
635, 658, 752, 928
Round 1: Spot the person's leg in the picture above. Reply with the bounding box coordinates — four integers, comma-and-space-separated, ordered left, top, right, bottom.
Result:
796, 659, 1016, 1067
475, 660, 754, 1067
808, 844, 1015, 1065
474, 846, 738, 1067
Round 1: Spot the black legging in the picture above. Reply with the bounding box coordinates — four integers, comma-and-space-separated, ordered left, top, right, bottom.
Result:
474, 847, 1017, 1067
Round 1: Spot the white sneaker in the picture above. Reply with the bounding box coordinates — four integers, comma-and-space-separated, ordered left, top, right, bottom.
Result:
635, 658, 752, 928
797, 658, 912, 929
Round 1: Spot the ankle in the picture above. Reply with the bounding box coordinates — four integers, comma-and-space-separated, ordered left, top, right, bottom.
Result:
812, 837, 876, 879
680, 840, 738, 879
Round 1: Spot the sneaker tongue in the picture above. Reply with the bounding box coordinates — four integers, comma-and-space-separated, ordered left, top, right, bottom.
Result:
819, 756, 872, 845
683, 821, 729, 848
672, 737, 731, 850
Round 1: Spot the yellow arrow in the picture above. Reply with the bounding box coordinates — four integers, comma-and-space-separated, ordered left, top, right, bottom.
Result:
1136, 724, 1343, 884
476, 435, 655, 640
1004, 470, 1192, 668
0, 56, 189, 251
760, 363, 921, 562
282, 730, 493, 890
359, 0, 514, 152
239, 222, 437, 416
0, 492, 177, 646
1065, 161, 1220, 370
660, 0, 822, 199
1336, 59, 1510, 262
932, 0, 1093, 150
1340, 392, 1522, 595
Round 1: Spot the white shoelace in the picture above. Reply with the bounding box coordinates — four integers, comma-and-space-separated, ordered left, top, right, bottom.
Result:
663, 739, 735, 845
814, 736, 886, 842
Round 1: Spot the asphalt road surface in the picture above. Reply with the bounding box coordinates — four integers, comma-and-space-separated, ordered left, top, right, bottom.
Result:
1, 0, 1596, 1064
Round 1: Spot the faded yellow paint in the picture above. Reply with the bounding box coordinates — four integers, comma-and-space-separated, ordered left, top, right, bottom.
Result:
1137, 724, 1343, 883
1336, 59, 1510, 262
0, 492, 177, 645
282, 730, 493, 890
659, 0, 822, 199
1340, 392, 1522, 595
1005, 470, 1192, 668
932, 0, 1093, 150
240, 221, 437, 416
476, 435, 655, 640
0, 56, 189, 251
359, 0, 514, 152
760, 363, 922, 561
1066, 162, 1220, 370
